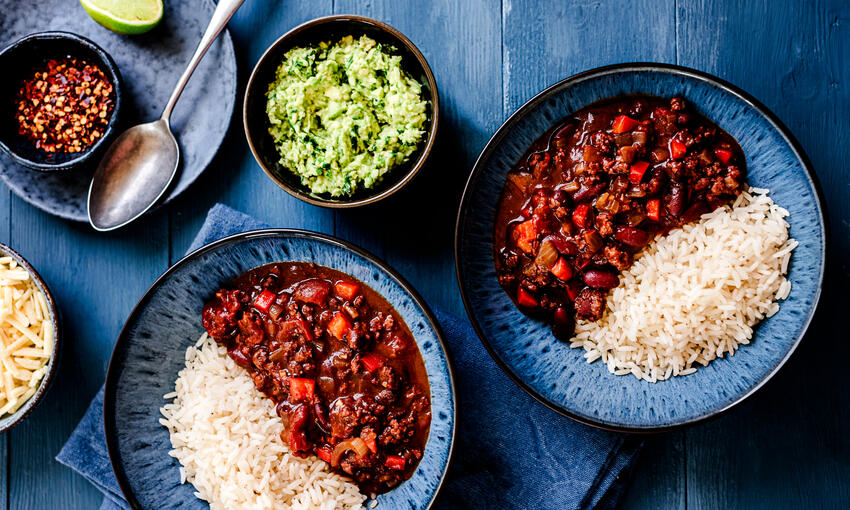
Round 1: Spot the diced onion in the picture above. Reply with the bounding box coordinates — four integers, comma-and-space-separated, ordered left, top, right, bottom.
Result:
331, 437, 370, 466
534, 238, 559, 269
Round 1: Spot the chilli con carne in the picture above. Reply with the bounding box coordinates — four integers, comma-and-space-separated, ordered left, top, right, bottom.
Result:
201, 262, 431, 494
494, 96, 746, 339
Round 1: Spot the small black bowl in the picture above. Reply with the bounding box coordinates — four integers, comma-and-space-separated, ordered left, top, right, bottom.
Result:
0, 31, 122, 172
244, 15, 439, 208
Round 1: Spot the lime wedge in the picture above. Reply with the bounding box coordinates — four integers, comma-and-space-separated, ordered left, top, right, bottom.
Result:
80, 0, 164, 35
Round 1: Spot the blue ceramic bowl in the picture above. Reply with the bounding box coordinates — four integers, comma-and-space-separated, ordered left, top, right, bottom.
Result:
455, 63, 825, 432
104, 230, 456, 509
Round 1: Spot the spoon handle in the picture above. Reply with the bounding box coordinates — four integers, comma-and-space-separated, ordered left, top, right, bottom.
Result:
161, 0, 246, 122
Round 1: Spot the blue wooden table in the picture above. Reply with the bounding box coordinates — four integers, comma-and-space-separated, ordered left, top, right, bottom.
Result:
0, 0, 847, 508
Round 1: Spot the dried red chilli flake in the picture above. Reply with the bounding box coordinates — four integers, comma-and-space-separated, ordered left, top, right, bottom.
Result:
15, 58, 115, 154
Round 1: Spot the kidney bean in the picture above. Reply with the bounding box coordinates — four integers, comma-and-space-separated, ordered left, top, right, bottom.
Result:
313, 402, 331, 434
294, 279, 332, 306
680, 201, 709, 223
582, 269, 620, 289
287, 404, 312, 452
542, 234, 577, 255
614, 226, 650, 247
666, 183, 687, 217
572, 182, 606, 202
551, 306, 574, 341
228, 347, 252, 368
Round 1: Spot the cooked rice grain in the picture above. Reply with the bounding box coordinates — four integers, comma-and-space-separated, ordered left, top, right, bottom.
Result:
570, 188, 796, 382
159, 334, 366, 509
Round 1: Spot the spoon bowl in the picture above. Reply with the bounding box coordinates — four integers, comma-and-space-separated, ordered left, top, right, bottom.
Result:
87, 0, 244, 231
87, 119, 178, 231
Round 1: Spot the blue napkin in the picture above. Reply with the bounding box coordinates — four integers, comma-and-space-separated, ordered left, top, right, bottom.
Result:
58, 204, 642, 510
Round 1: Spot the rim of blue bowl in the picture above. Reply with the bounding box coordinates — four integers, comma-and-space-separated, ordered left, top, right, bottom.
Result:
103, 228, 457, 509
0, 242, 61, 433
0, 31, 122, 172
454, 62, 827, 433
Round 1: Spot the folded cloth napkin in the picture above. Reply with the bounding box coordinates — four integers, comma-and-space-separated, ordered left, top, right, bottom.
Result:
58, 204, 642, 510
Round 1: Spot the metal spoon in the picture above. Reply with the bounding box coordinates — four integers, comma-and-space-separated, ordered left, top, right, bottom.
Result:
88, 0, 246, 231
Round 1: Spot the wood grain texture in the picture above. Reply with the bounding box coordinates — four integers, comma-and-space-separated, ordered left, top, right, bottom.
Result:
7, 201, 168, 510
502, 1, 686, 507
677, 1, 850, 508
332, 0, 502, 316
620, 432, 686, 510
0, 185, 9, 510
502, 0, 677, 112
169, 0, 335, 261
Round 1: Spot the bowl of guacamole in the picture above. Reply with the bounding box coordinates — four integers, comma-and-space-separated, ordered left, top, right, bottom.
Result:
244, 16, 439, 207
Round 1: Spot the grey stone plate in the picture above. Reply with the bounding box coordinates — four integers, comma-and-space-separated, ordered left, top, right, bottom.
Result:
0, 0, 237, 221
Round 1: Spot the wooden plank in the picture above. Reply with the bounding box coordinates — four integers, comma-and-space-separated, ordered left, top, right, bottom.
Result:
678, 0, 850, 508
0, 186, 10, 510
169, 0, 335, 261
620, 432, 686, 509
503, 0, 678, 112
6, 201, 168, 510
503, 2, 685, 508
331, 0, 502, 316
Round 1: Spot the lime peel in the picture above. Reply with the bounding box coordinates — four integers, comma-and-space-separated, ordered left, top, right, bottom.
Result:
80, 0, 164, 35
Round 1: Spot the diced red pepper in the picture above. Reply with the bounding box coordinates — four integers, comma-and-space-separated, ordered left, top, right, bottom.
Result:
334, 281, 360, 301
516, 287, 538, 308
289, 378, 315, 401
612, 115, 639, 134
317, 447, 333, 463
283, 318, 314, 341
362, 430, 378, 453
328, 312, 351, 340
365, 437, 377, 453
646, 198, 661, 221
550, 257, 573, 281
628, 161, 650, 184
670, 139, 687, 160
714, 148, 733, 164
572, 204, 591, 228
361, 353, 384, 372
253, 290, 276, 312
385, 455, 406, 471
514, 219, 537, 253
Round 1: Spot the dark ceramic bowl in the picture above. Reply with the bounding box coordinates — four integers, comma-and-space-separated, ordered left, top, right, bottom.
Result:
104, 230, 456, 509
244, 15, 439, 208
0, 32, 122, 172
455, 63, 826, 432
0, 243, 61, 433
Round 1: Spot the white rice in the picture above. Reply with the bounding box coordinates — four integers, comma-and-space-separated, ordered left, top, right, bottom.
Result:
159, 334, 366, 509
570, 187, 797, 382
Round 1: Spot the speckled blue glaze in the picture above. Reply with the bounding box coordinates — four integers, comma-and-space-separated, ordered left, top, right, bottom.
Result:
0, 0, 236, 221
104, 231, 455, 509
456, 64, 825, 431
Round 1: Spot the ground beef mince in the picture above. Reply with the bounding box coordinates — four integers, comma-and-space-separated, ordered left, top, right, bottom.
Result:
493, 96, 746, 339
201, 262, 431, 494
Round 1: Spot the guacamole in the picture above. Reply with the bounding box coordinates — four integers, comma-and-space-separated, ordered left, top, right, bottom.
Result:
265, 35, 429, 197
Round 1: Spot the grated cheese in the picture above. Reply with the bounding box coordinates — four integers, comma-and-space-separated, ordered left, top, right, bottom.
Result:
0, 257, 53, 416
